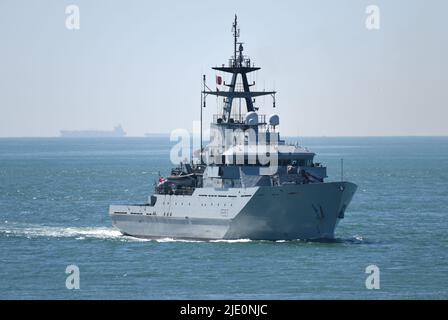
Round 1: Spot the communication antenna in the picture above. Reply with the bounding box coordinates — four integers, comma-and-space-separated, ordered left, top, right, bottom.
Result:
232, 15, 240, 66
200, 75, 206, 164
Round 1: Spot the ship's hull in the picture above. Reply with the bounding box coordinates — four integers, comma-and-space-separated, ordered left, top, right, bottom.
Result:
109, 182, 357, 241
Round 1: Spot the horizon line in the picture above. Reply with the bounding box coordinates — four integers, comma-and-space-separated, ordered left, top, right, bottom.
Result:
1, 135, 448, 139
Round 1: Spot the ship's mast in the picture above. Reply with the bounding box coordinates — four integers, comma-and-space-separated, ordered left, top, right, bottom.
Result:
233, 15, 239, 67
203, 15, 276, 123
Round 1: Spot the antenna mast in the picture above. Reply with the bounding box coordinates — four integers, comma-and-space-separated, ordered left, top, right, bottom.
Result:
200, 75, 206, 164
232, 15, 239, 66
202, 16, 276, 122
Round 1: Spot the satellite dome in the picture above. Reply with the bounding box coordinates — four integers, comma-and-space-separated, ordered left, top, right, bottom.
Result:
268, 114, 280, 127
245, 112, 259, 126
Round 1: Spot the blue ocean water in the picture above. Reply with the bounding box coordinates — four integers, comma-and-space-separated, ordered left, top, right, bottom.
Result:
0, 137, 447, 299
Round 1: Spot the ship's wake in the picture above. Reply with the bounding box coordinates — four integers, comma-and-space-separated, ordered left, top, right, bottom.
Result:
0, 222, 253, 243
154, 238, 253, 243
0, 222, 140, 241
0, 222, 369, 244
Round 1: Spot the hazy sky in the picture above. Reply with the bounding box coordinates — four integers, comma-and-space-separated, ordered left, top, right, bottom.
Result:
0, 0, 447, 137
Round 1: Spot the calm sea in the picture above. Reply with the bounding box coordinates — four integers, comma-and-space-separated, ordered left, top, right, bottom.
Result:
0, 137, 447, 299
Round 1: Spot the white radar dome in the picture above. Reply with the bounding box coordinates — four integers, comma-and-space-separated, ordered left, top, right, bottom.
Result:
245, 112, 259, 125
268, 114, 280, 127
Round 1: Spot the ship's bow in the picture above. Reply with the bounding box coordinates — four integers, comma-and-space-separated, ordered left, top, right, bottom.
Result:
224, 181, 357, 240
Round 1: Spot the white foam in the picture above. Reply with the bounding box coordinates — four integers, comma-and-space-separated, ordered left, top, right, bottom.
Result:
210, 239, 252, 243
1, 223, 256, 243
0, 223, 125, 240
155, 237, 202, 243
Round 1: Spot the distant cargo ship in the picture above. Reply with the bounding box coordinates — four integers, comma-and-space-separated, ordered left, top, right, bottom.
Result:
60, 125, 126, 138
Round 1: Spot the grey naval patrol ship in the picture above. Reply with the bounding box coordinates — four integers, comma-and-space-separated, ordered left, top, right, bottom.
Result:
109, 17, 357, 240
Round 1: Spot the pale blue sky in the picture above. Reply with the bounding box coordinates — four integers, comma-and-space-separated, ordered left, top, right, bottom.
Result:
0, 0, 447, 137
